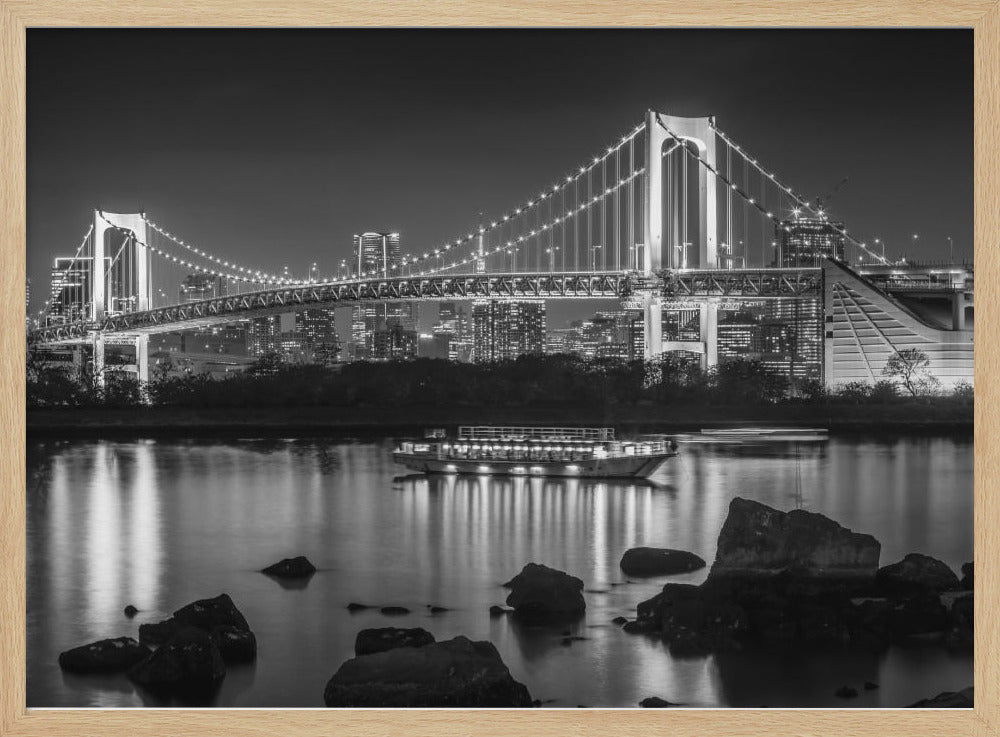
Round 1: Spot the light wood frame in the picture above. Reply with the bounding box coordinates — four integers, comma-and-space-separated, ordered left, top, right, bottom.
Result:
1, 2, 996, 735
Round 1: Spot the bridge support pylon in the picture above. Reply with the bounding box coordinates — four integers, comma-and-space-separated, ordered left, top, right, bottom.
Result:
643, 292, 663, 360
644, 111, 718, 272
700, 301, 719, 370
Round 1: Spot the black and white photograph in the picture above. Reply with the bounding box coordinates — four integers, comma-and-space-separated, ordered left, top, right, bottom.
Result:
24, 28, 974, 709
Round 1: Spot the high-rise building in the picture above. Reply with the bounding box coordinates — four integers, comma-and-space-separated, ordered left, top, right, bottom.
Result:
248, 315, 281, 358
431, 302, 472, 362
714, 300, 823, 383
775, 215, 846, 267
295, 308, 340, 364
179, 273, 224, 303
49, 256, 94, 323
472, 300, 546, 363
349, 232, 418, 360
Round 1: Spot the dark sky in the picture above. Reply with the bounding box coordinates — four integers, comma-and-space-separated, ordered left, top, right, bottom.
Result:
27, 29, 972, 326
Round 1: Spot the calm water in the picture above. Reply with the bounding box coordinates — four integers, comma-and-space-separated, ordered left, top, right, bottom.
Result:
26, 434, 973, 708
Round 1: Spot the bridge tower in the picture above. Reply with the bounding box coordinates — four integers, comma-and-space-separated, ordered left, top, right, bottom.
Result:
640, 111, 718, 362
90, 210, 150, 385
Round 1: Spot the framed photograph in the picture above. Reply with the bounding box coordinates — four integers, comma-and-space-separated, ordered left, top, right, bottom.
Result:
2, 1, 997, 736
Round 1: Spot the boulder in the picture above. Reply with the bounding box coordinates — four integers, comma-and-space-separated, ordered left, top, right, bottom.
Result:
210, 625, 257, 663
261, 556, 317, 578
634, 582, 748, 654
173, 593, 251, 632
347, 602, 371, 612
139, 618, 182, 646
323, 636, 533, 707
488, 605, 509, 617
355, 627, 435, 656
620, 547, 706, 577
835, 686, 858, 699
504, 563, 585, 618
611, 616, 629, 626
124, 605, 139, 618
128, 627, 226, 703
909, 687, 973, 708
960, 562, 973, 591
710, 498, 880, 579
58, 637, 150, 674
639, 696, 678, 707
944, 593, 973, 649
876, 554, 960, 595
887, 593, 949, 642
428, 606, 449, 614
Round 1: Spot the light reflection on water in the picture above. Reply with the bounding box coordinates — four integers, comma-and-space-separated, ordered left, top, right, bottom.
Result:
27, 435, 973, 708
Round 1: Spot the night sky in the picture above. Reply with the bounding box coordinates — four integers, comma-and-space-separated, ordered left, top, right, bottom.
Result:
27, 29, 972, 326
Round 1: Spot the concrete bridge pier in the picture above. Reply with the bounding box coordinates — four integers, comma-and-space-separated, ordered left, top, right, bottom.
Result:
643, 293, 663, 360
699, 301, 719, 370
952, 293, 968, 330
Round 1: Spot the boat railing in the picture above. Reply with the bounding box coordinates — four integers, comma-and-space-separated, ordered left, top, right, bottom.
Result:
457, 426, 615, 442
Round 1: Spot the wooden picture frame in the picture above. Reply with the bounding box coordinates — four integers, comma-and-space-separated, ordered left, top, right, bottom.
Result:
1, 2, 996, 735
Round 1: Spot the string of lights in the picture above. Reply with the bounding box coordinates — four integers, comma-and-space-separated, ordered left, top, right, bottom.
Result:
657, 115, 887, 265
389, 121, 648, 276
143, 217, 303, 286
708, 121, 888, 265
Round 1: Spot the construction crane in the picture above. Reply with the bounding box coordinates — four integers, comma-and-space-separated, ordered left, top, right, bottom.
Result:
814, 177, 849, 216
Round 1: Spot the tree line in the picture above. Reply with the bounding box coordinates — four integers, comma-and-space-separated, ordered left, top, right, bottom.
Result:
26, 348, 972, 410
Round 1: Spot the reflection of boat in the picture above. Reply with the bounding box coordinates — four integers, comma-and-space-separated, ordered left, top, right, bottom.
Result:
679, 427, 829, 443
393, 426, 678, 479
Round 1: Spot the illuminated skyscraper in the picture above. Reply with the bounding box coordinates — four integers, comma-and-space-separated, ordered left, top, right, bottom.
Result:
472, 300, 546, 363
349, 231, 418, 360
295, 308, 341, 364
775, 215, 846, 267
49, 256, 94, 323
248, 315, 281, 357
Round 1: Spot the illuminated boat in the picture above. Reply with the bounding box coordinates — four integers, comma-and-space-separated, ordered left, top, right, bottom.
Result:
393, 426, 678, 479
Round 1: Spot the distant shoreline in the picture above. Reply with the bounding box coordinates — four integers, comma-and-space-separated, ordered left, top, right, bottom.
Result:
26, 404, 973, 439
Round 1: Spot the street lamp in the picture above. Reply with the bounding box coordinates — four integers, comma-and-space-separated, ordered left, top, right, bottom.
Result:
947, 236, 954, 263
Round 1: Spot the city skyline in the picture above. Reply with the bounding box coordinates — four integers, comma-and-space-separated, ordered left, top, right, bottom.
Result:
27, 29, 972, 326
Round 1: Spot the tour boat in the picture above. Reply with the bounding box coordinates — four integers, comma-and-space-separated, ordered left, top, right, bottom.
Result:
393, 426, 678, 479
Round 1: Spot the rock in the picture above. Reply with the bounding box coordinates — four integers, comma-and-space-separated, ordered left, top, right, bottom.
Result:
124, 605, 139, 618
323, 636, 533, 707
138, 594, 253, 665
864, 681, 879, 690
639, 696, 678, 707
429, 606, 449, 614
611, 616, 629, 626
355, 627, 435, 656
128, 627, 226, 703
58, 637, 150, 674
960, 562, 973, 590
173, 593, 251, 633
489, 605, 509, 617
909, 686, 974, 708
634, 582, 749, 654
887, 593, 949, 642
210, 625, 257, 663
261, 556, 317, 578
347, 602, 371, 612
710, 498, 881, 579
380, 606, 411, 616
835, 686, 859, 699
139, 618, 182, 646
876, 554, 960, 595
504, 563, 585, 619
944, 593, 973, 649
620, 547, 706, 577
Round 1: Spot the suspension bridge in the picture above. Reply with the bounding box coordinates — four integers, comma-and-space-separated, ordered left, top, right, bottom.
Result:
28, 110, 974, 388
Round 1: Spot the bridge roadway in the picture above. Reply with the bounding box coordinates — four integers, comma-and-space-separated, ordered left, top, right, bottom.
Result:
30, 268, 824, 345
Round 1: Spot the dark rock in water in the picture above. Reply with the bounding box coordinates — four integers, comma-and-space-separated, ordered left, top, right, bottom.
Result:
429, 606, 449, 614
611, 616, 629, 626
58, 637, 150, 674
323, 636, 533, 707
489, 605, 509, 617
960, 562, 973, 591
864, 681, 879, 690
639, 696, 678, 708
380, 606, 411, 616
124, 605, 139, 618
261, 556, 317, 578
347, 602, 371, 612
173, 593, 251, 633
622, 619, 658, 635
210, 625, 257, 663
138, 594, 254, 665
355, 627, 435, 656
835, 686, 859, 699
128, 627, 226, 703
887, 593, 949, 642
909, 686, 974, 708
876, 553, 960, 595
620, 547, 706, 577
504, 563, 585, 619
711, 498, 880, 579
944, 593, 974, 649
139, 618, 182, 646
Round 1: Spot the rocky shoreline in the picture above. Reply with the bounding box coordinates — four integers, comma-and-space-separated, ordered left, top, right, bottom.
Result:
55, 508, 973, 708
